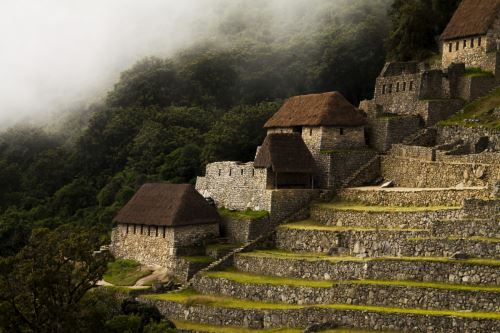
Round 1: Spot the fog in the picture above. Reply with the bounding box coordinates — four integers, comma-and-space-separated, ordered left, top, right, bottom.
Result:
0, 0, 338, 128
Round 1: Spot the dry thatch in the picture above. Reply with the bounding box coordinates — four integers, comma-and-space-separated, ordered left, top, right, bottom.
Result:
264, 91, 367, 128
114, 183, 220, 226
254, 133, 316, 173
441, 0, 500, 40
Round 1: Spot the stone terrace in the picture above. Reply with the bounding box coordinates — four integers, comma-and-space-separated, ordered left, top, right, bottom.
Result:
140, 186, 500, 332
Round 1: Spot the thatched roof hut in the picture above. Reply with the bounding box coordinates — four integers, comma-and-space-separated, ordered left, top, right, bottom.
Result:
114, 183, 220, 226
264, 92, 367, 128
441, 0, 500, 41
254, 133, 316, 174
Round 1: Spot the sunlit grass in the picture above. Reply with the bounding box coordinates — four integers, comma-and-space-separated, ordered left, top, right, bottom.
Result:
172, 320, 302, 333
144, 289, 500, 319
317, 201, 460, 212
218, 207, 269, 220
280, 220, 426, 232
103, 259, 152, 286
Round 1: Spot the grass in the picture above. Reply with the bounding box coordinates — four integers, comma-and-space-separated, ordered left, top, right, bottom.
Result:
202, 269, 500, 292
172, 321, 388, 333
316, 201, 460, 213
407, 236, 500, 243
180, 255, 215, 264
145, 289, 500, 320
218, 207, 269, 220
280, 220, 425, 232
440, 86, 500, 129
103, 259, 152, 286
464, 67, 494, 78
238, 249, 500, 267
203, 268, 334, 288
172, 320, 302, 333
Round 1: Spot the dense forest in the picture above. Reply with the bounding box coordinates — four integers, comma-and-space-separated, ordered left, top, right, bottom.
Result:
0, 0, 460, 331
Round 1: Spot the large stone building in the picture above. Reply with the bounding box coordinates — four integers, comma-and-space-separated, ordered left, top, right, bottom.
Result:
110, 183, 220, 268
441, 0, 500, 77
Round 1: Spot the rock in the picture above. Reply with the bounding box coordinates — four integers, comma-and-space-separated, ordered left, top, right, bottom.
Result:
450, 251, 469, 260
380, 180, 395, 188
327, 247, 338, 256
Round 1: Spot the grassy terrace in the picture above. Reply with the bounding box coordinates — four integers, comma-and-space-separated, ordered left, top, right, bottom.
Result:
280, 220, 426, 232
238, 249, 500, 267
181, 255, 215, 264
201, 269, 500, 293
218, 208, 269, 220
103, 259, 152, 286
144, 289, 500, 319
172, 321, 389, 333
316, 201, 460, 212
440, 86, 500, 129
407, 236, 500, 243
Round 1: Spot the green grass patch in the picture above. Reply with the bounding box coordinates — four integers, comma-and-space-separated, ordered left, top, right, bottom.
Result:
145, 289, 500, 320
181, 255, 215, 264
203, 269, 500, 292
464, 67, 494, 78
280, 220, 425, 232
440, 86, 500, 129
103, 259, 152, 286
203, 268, 334, 288
219, 208, 269, 221
238, 249, 500, 266
172, 320, 301, 333
407, 236, 500, 243
317, 201, 460, 213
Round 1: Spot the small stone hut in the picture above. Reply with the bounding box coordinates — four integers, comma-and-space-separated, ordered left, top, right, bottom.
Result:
254, 133, 316, 189
110, 183, 220, 267
264, 91, 367, 151
441, 0, 500, 75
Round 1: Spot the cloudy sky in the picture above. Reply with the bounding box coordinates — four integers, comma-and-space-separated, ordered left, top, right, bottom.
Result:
0, 0, 219, 125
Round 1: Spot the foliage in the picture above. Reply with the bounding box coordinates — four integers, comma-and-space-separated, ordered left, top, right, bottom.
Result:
218, 208, 269, 221
0, 226, 110, 332
386, 0, 460, 61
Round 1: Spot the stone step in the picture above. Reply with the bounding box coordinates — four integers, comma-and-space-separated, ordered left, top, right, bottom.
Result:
142, 290, 500, 332
276, 221, 430, 256
400, 236, 500, 259
337, 186, 489, 207
310, 203, 463, 230
191, 270, 500, 312
233, 250, 500, 285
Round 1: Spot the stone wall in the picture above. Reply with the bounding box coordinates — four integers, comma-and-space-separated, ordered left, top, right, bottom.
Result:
437, 125, 500, 151
416, 99, 464, 126
456, 75, 497, 101
373, 72, 421, 115
233, 254, 499, 285
325, 150, 378, 189
146, 299, 500, 332
192, 275, 499, 312
367, 115, 421, 152
390, 144, 436, 161
219, 216, 271, 244
399, 238, 500, 259
110, 223, 219, 268
442, 35, 497, 70
196, 161, 268, 211
381, 155, 499, 188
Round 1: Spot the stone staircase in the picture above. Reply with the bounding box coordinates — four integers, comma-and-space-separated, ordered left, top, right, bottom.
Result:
140, 186, 499, 332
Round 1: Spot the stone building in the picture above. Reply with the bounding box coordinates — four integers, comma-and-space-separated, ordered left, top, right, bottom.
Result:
196, 91, 376, 217
441, 0, 500, 76
110, 183, 220, 268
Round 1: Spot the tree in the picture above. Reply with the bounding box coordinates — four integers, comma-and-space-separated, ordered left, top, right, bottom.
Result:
0, 226, 109, 332
386, 0, 460, 61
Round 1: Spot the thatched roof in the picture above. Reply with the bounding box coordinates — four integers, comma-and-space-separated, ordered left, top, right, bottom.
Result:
441, 0, 500, 40
114, 183, 220, 227
264, 92, 367, 128
254, 133, 316, 173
